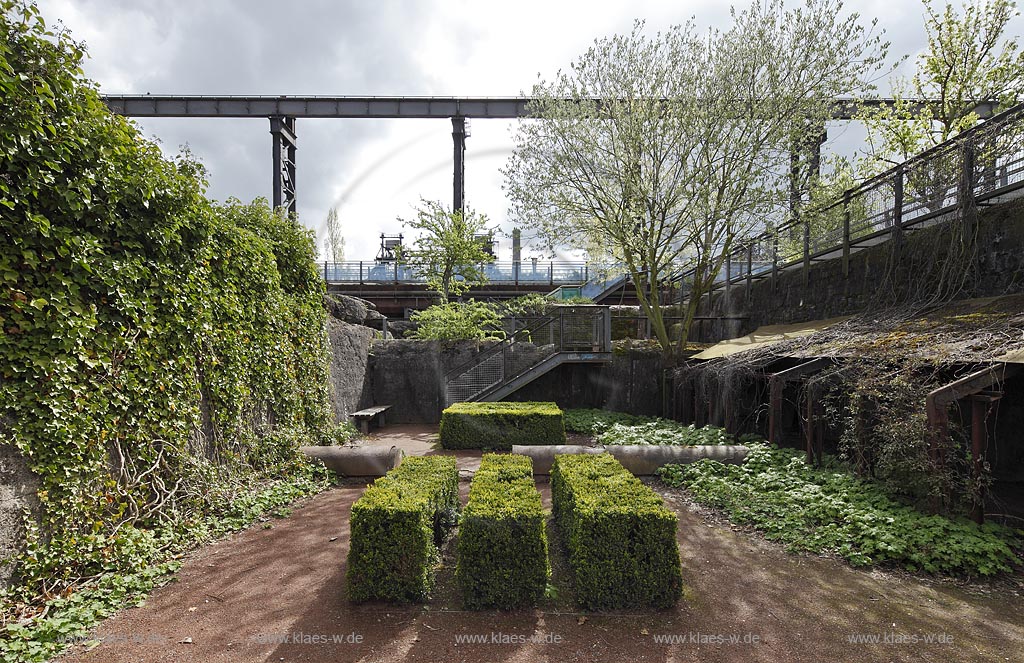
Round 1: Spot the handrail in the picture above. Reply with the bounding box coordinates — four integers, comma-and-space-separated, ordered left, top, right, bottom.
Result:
321, 260, 593, 286
444, 311, 560, 383
671, 100, 1024, 293
443, 307, 612, 403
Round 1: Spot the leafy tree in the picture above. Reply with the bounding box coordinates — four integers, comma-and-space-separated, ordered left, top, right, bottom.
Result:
858, 0, 1024, 169
504, 2, 887, 355
399, 199, 495, 303
410, 301, 504, 340
322, 206, 345, 262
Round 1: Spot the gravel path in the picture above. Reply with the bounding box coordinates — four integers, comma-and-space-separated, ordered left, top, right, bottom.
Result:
56, 428, 1024, 663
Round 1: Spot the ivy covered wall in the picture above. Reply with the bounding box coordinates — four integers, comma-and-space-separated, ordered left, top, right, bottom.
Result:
0, 2, 336, 597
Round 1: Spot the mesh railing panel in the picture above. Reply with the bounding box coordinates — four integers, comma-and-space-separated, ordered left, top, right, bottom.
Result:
444, 309, 608, 403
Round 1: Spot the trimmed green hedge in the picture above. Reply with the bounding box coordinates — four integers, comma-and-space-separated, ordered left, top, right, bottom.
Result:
440, 401, 566, 450
456, 454, 549, 609
347, 456, 459, 602
551, 453, 682, 610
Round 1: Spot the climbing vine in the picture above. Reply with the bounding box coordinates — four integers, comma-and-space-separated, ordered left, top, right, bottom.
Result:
0, 0, 338, 626
675, 294, 1024, 516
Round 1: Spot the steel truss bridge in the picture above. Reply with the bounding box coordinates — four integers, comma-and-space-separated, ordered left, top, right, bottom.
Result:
101, 95, 997, 216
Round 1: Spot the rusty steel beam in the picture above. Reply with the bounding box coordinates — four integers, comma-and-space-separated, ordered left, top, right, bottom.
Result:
926, 364, 1019, 516
102, 95, 999, 121
767, 357, 831, 445
970, 392, 1002, 524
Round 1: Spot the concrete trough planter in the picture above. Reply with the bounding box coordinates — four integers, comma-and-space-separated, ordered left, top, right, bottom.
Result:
512, 444, 749, 475
300, 445, 402, 477
509, 445, 605, 474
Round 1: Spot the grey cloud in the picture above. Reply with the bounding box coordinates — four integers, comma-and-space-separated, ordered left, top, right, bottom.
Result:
55, 0, 444, 241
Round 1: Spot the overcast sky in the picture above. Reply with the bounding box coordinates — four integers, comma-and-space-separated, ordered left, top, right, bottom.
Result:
34, 0, 1022, 261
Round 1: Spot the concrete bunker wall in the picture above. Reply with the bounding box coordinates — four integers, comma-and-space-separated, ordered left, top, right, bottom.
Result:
362, 341, 664, 424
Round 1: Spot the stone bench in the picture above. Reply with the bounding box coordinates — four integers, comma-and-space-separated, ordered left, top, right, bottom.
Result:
351, 405, 392, 434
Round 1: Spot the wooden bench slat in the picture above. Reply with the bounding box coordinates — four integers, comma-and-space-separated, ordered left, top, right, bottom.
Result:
353, 405, 391, 418
351, 405, 393, 434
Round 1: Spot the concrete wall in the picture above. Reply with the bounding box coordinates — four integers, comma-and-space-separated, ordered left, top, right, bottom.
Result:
507, 346, 664, 416
363, 340, 664, 423
693, 199, 1024, 343
365, 340, 491, 423
0, 441, 39, 586
326, 318, 375, 421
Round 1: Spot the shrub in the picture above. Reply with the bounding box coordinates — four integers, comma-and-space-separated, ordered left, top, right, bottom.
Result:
347, 456, 459, 602
410, 300, 504, 340
551, 453, 682, 610
657, 443, 1023, 576
440, 402, 566, 450
500, 293, 558, 317
456, 454, 549, 608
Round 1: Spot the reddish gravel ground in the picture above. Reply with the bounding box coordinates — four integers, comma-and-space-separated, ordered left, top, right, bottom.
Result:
56, 426, 1024, 663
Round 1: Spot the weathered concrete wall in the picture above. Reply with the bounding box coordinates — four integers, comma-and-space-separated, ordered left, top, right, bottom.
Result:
694, 199, 1024, 343
365, 340, 664, 423
366, 340, 490, 423
0, 442, 39, 586
508, 346, 664, 416
326, 318, 375, 421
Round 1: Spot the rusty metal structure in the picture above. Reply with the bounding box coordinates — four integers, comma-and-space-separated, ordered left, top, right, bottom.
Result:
669, 102, 1024, 523
101, 95, 996, 220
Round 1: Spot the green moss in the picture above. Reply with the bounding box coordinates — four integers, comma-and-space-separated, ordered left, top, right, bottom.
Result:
551, 453, 682, 610
456, 454, 549, 609
439, 402, 566, 450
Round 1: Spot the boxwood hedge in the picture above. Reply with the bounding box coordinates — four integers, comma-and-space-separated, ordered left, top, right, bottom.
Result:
346, 455, 459, 602
456, 454, 549, 608
551, 453, 682, 610
440, 401, 566, 450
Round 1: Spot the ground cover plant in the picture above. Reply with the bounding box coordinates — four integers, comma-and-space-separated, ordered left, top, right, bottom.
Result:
657, 443, 1023, 576
456, 454, 548, 609
1, 468, 329, 663
439, 402, 565, 449
562, 408, 650, 434
552, 453, 682, 610
563, 409, 737, 446
598, 421, 733, 447
347, 456, 459, 602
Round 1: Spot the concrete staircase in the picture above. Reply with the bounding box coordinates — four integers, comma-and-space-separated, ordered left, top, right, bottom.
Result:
444, 306, 613, 404
549, 271, 629, 303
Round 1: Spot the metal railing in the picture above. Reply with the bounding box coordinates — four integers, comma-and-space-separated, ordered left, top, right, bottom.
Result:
673, 101, 1024, 298
444, 307, 612, 403
321, 260, 591, 286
